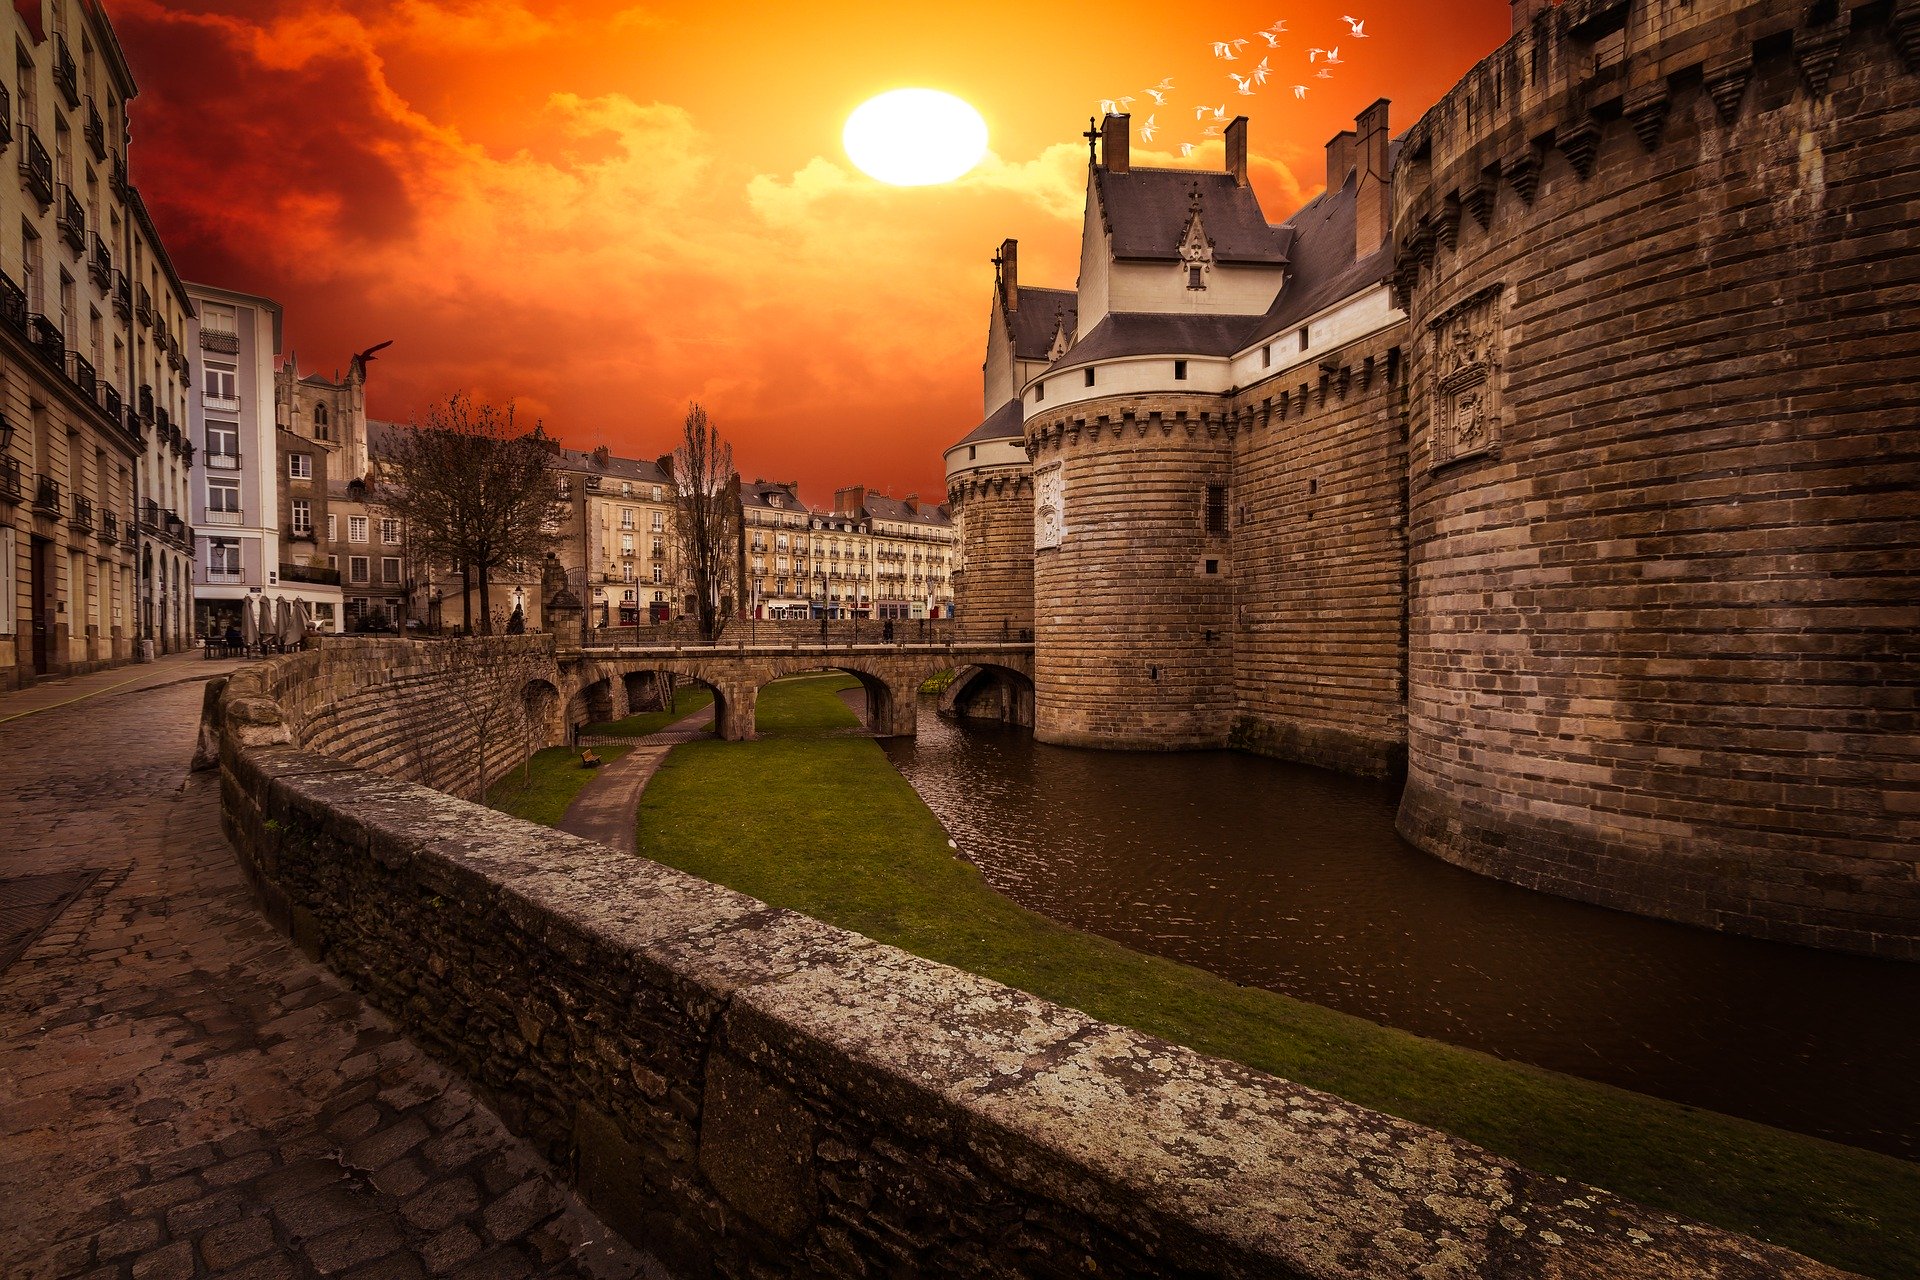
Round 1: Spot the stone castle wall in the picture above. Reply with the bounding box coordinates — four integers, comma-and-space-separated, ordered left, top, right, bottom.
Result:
948, 467, 1035, 642
1389, 0, 1920, 958
1028, 396, 1236, 749
1228, 329, 1412, 778
212, 639, 1848, 1279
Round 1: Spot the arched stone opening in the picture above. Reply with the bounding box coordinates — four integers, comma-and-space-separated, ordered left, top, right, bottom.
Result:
942, 664, 1035, 728
610, 668, 723, 737
754, 666, 911, 737
566, 677, 617, 732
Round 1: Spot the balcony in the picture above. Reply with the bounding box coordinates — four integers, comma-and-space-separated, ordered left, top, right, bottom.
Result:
0, 455, 20, 504
65, 350, 95, 400
204, 392, 240, 414
0, 270, 25, 334
34, 474, 62, 517
0, 83, 10, 149
203, 508, 241, 527
28, 314, 64, 368
138, 384, 155, 423
57, 187, 85, 252
281, 562, 341, 586
112, 270, 129, 317
100, 510, 118, 543
85, 97, 105, 160
207, 565, 244, 584
135, 283, 152, 327
111, 154, 127, 200
53, 35, 79, 109
205, 451, 241, 471
200, 328, 239, 355
142, 498, 161, 530
167, 334, 183, 370
286, 523, 315, 543
70, 495, 93, 533
100, 381, 122, 428
20, 129, 53, 207
88, 233, 110, 287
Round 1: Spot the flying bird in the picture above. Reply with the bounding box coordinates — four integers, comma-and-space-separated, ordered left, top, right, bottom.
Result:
1213, 38, 1248, 58
1257, 30, 1280, 45
1193, 103, 1211, 119
1308, 47, 1325, 61
1343, 16, 1368, 36
1117, 94, 1137, 107
1315, 66, 1334, 78
351, 340, 394, 377
1141, 114, 1158, 141
1293, 84, 1308, 98
1213, 104, 1227, 119
1325, 47, 1341, 64
1254, 56, 1271, 84
1146, 87, 1167, 104
1267, 19, 1289, 32
1180, 142, 1195, 156
1230, 73, 1255, 95
1202, 125, 1222, 136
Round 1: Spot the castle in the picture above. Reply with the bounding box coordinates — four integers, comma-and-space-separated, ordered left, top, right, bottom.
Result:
945, 0, 1920, 961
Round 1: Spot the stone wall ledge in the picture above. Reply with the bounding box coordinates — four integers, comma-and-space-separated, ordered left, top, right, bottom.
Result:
217, 646, 1854, 1278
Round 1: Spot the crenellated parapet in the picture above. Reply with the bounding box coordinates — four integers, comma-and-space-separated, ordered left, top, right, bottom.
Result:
1389, 0, 1920, 307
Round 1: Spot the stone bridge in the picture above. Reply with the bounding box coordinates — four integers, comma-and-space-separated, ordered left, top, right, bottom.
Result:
544, 642, 1034, 741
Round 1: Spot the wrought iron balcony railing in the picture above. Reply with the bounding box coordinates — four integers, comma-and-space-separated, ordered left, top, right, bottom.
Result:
0, 455, 20, 504
206, 451, 241, 471
28, 314, 64, 367
112, 270, 130, 317
65, 350, 96, 400
138, 383, 156, 423
20, 129, 52, 207
200, 329, 239, 354
53, 35, 79, 109
34, 473, 62, 517
101, 510, 118, 542
89, 233, 110, 286
71, 495, 94, 532
0, 270, 25, 334
85, 97, 105, 160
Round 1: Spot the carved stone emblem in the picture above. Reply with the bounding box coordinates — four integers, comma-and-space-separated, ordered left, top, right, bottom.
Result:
1429, 285, 1503, 469
1034, 462, 1065, 550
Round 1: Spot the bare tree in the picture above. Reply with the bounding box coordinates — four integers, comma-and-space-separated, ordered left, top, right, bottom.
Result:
374, 395, 563, 635
665, 403, 743, 642
433, 636, 554, 803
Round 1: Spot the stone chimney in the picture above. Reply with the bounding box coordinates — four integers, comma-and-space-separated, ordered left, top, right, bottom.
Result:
903, 494, 919, 514
1326, 129, 1356, 191
999, 237, 1018, 312
1102, 113, 1130, 175
1355, 99, 1391, 259
834, 485, 866, 514
591, 444, 611, 467
1224, 116, 1249, 187
1511, 0, 1553, 34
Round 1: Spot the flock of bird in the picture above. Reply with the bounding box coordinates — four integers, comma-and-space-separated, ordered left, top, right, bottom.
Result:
1096, 14, 1369, 160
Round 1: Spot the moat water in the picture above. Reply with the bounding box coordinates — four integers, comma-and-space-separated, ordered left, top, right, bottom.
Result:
881, 699, 1920, 1161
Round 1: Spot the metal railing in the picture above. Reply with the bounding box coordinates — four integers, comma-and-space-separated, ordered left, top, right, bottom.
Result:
101, 510, 118, 541
57, 186, 84, 250
200, 329, 239, 354
34, 473, 62, 516
280, 562, 340, 585
53, 35, 79, 108
0, 455, 21, 504
85, 97, 105, 159
0, 270, 25, 333
27, 314, 63, 367
112, 270, 130, 316
205, 451, 241, 471
71, 495, 94, 532
19, 130, 52, 206
65, 349, 95, 399
89, 232, 110, 286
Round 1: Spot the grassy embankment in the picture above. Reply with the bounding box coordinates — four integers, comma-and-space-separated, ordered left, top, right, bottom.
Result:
586, 684, 715, 738
487, 744, 632, 826
607, 674, 1916, 1279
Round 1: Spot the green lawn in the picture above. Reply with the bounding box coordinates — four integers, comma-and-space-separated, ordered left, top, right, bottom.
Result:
628, 675, 1916, 1279
586, 684, 714, 737
488, 744, 632, 826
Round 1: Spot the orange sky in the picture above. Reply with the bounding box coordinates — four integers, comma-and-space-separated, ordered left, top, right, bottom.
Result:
116, 0, 1509, 505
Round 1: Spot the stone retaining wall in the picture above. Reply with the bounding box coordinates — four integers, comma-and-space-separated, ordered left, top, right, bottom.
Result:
213, 638, 1849, 1279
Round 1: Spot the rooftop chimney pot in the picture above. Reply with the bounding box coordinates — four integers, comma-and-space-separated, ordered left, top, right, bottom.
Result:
1102, 113, 1130, 175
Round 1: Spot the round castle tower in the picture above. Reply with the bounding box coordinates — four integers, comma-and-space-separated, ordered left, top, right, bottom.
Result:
1390, 0, 1920, 958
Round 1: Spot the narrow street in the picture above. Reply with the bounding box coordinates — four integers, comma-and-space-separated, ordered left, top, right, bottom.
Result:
0, 653, 657, 1280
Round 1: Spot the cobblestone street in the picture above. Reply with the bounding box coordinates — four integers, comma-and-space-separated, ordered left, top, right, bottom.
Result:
0, 654, 660, 1280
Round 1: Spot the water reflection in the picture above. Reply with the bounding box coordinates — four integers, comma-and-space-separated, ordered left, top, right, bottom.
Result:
883, 699, 1920, 1159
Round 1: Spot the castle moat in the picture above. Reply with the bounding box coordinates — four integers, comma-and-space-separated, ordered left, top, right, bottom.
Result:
886, 698, 1920, 1161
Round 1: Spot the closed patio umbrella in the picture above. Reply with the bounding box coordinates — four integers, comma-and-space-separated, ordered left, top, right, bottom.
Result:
240, 597, 259, 650
256, 596, 275, 648
279, 598, 303, 648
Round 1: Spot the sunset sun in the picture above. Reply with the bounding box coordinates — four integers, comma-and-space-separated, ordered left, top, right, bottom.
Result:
843, 88, 988, 186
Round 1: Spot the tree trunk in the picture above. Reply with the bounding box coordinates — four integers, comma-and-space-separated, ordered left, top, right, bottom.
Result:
459, 563, 474, 636
477, 561, 494, 636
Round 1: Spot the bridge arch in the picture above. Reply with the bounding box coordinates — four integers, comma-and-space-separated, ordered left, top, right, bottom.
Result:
941, 663, 1035, 728
520, 678, 564, 748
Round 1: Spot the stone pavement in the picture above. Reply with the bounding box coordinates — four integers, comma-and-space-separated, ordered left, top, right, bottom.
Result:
557, 707, 715, 857
0, 652, 665, 1280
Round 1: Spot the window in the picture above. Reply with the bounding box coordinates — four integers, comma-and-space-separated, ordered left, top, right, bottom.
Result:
652, 485, 662, 501
381, 557, 401, 585
651, 538, 664, 558
1205, 484, 1227, 535
1205, 559, 1220, 575
291, 498, 312, 535
1188, 265, 1204, 289
1034, 381, 1045, 402
328, 555, 339, 570
1174, 360, 1188, 381
622, 563, 636, 583
621, 533, 635, 555
288, 453, 311, 479
1083, 368, 1095, 387
202, 303, 236, 336
968, 445, 976, 460
205, 422, 239, 459
349, 556, 370, 584
314, 403, 329, 428
380, 517, 400, 544
652, 565, 664, 584
651, 510, 664, 531
0, 527, 14, 635
203, 362, 237, 405
1298, 325, 1310, 351
21, 224, 41, 313
1262, 343, 1272, 368
210, 540, 241, 577
208, 478, 240, 513
327, 514, 337, 541
620, 509, 635, 529
348, 516, 368, 543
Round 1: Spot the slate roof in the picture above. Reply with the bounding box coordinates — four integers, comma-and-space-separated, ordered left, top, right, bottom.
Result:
1044, 312, 1258, 375
864, 493, 953, 529
954, 398, 1025, 448
556, 446, 670, 486
1246, 152, 1398, 345
742, 480, 805, 512
1095, 168, 1292, 265
1009, 287, 1078, 361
